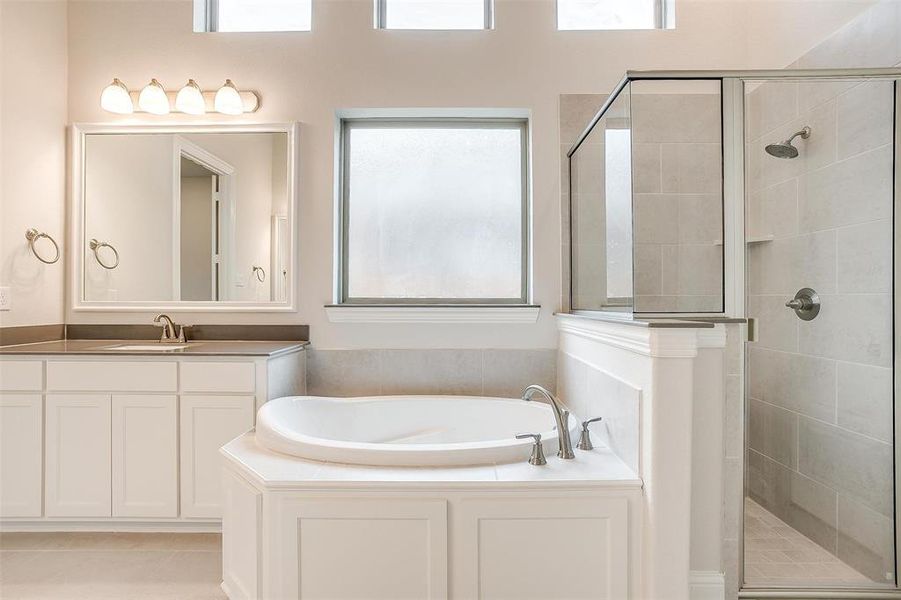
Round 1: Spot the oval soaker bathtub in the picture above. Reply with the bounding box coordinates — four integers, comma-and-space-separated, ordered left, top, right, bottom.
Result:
255, 395, 578, 467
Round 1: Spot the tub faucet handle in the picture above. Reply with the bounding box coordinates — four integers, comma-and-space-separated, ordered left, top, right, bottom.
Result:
577, 417, 604, 451
515, 433, 547, 466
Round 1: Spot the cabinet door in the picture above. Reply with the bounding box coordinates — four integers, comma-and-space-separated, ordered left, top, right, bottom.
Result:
454, 495, 631, 600
45, 394, 111, 517
181, 395, 254, 518
0, 394, 43, 517
112, 394, 177, 518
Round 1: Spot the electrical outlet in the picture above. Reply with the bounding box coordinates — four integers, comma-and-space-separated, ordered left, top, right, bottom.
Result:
0, 287, 10, 311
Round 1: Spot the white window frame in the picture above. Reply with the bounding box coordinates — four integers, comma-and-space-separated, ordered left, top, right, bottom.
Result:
374, 0, 494, 30
556, 0, 674, 31
334, 111, 532, 310
193, 0, 312, 32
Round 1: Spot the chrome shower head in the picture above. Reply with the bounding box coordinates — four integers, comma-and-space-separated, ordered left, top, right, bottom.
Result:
765, 126, 811, 159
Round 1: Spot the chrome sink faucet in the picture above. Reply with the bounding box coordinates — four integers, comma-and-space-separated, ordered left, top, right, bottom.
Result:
153, 314, 187, 343
520, 384, 574, 459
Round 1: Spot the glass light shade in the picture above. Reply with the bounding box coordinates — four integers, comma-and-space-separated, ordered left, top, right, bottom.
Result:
100, 78, 133, 114
175, 79, 205, 115
214, 79, 244, 115
138, 79, 170, 115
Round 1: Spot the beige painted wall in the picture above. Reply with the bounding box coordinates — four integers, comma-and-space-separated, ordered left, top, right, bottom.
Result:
59, 0, 875, 348
0, 1, 67, 328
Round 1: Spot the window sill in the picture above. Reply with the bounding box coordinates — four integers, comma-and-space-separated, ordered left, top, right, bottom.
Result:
324, 305, 541, 324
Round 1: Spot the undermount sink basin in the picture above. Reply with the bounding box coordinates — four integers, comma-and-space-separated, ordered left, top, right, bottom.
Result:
104, 344, 192, 351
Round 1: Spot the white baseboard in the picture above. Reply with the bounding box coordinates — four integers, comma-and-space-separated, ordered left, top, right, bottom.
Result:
690, 570, 725, 600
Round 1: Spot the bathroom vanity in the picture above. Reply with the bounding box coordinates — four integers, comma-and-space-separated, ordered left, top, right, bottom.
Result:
0, 340, 306, 529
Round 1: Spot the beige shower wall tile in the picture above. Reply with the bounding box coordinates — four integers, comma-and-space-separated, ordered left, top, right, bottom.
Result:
482, 349, 556, 398
746, 295, 799, 353
678, 194, 722, 244
748, 399, 798, 469
631, 93, 721, 144
306, 349, 382, 397
676, 244, 723, 295
798, 144, 893, 233
631, 143, 661, 193
798, 416, 894, 517
836, 219, 892, 294
836, 361, 893, 444
836, 494, 896, 583
745, 81, 799, 142
633, 194, 678, 244
661, 143, 722, 194
836, 80, 895, 160
798, 293, 892, 368
748, 348, 836, 423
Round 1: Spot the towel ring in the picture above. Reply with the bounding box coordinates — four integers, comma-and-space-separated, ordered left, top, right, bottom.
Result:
252, 266, 266, 282
24, 228, 60, 265
89, 239, 120, 270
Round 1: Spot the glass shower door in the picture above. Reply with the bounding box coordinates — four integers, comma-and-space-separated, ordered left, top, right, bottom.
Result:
743, 77, 897, 590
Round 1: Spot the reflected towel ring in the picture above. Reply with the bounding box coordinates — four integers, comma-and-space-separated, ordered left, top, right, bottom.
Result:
25, 228, 60, 265
89, 238, 120, 270
252, 266, 266, 282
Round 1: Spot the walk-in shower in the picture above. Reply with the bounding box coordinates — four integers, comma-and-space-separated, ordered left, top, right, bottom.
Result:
566, 68, 900, 597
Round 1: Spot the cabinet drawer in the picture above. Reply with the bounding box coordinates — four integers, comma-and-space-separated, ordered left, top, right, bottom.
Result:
47, 361, 177, 392
0, 361, 42, 391
181, 362, 255, 394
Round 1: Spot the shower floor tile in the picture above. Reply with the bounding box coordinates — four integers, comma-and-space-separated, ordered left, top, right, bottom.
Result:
743, 498, 870, 586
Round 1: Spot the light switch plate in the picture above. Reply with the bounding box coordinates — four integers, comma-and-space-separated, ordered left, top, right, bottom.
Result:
0, 286, 10, 311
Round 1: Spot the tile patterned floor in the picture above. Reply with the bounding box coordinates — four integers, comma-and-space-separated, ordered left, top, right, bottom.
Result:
744, 498, 870, 586
0, 532, 227, 600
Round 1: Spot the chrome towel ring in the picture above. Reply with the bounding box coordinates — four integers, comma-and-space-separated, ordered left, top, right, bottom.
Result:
89, 238, 120, 270
252, 266, 266, 282
25, 228, 60, 265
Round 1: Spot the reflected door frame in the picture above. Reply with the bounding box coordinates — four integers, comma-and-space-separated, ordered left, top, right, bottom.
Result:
172, 136, 235, 302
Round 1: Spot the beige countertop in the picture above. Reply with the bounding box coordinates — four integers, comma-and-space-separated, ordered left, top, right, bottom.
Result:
0, 339, 308, 357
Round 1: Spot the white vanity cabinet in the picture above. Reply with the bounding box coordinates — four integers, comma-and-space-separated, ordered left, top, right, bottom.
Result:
0, 346, 305, 529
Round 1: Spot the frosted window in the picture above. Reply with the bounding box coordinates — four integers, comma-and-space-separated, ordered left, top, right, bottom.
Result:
604, 128, 633, 300
557, 0, 662, 30
379, 0, 490, 29
342, 122, 526, 302
205, 0, 311, 32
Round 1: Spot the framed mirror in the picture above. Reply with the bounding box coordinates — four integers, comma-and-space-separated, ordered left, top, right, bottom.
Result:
71, 123, 298, 311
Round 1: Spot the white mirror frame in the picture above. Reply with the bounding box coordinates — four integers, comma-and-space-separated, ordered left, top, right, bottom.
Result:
70, 122, 299, 312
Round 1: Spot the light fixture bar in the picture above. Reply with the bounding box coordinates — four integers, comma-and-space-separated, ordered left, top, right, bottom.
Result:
125, 89, 261, 114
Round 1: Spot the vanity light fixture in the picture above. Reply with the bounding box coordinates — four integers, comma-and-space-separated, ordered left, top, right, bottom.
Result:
175, 79, 206, 115
100, 78, 260, 115
99, 78, 133, 114
214, 79, 244, 115
138, 78, 170, 115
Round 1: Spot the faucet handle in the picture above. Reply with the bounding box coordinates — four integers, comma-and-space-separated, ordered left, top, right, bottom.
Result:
515, 433, 547, 466
577, 417, 604, 451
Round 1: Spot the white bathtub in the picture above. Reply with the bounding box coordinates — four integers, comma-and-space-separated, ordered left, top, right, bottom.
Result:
255, 395, 578, 467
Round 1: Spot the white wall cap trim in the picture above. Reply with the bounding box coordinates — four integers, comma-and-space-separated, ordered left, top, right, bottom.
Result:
325, 305, 540, 324
556, 314, 707, 358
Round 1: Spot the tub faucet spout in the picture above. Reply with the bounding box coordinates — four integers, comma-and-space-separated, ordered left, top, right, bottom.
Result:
520, 384, 574, 459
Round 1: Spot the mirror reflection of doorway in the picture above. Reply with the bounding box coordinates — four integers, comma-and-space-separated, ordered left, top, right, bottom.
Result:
179, 157, 218, 301
175, 138, 235, 302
